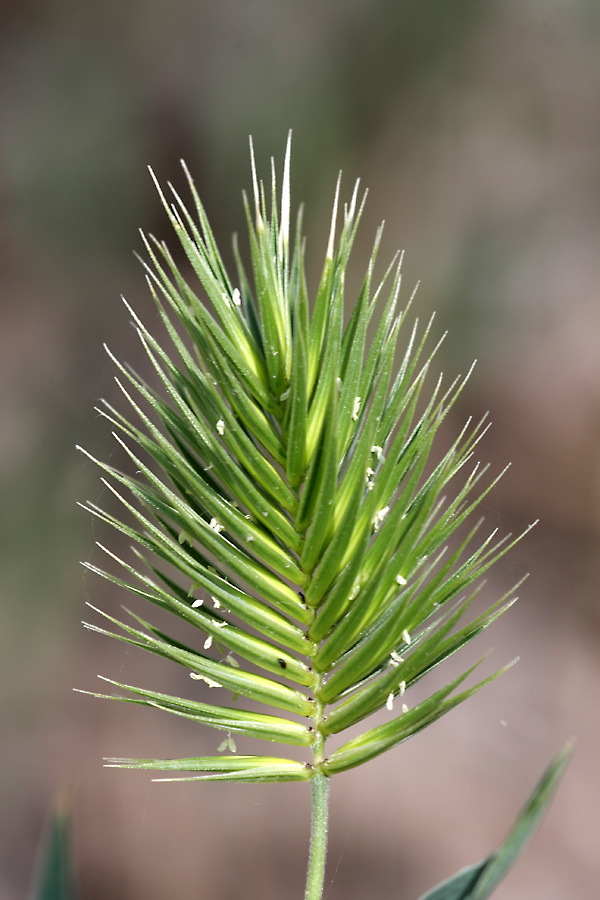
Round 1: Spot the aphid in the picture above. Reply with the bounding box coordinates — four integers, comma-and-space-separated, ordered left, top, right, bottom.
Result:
216, 419, 225, 435
396, 573, 407, 586
402, 628, 412, 645
232, 287, 242, 307
390, 650, 404, 666
351, 396, 361, 421
191, 598, 204, 608
204, 636, 213, 650
209, 517, 224, 533
386, 692, 394, 711
211, 596, 221, 609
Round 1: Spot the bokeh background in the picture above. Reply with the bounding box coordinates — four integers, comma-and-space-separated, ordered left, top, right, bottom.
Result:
2, 1, 599, 898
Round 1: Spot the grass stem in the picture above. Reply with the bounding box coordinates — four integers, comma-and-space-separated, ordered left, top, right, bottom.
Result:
305, 772, 330, 900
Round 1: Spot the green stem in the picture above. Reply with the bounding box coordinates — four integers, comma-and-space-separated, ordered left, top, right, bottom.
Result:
305, 771, 330, 900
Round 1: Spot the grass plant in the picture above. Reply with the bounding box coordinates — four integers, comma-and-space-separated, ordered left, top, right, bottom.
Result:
78, 134, 570, 900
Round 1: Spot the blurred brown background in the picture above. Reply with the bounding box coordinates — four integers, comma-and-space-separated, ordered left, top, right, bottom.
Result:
1, 2, 599, 898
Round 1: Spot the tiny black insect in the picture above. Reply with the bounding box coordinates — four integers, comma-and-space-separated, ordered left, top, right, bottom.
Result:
277, 658, 287, 669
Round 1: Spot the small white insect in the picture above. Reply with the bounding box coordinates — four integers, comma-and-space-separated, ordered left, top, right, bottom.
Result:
216, 419, 225, 435
204, 636, 213, 650
191, 598, 204, 608
386, 692, 394, 711
336, 377, 343, 392
373, 506, 390, 532
214, 621, 228, 629
351, 396, 361, 421
402, 628, 412, 645
209, 518, 224, 533
371, 445, 384, 460
399, 680, 406, 696
279, 388, 291, 401
232, 288, 242, 307
211, 596, 221, 609
190, 673, 222, 688
349, 583, 360, 601
365, 466, 374, 484
390, 650, 404, 666
402, 703, 409, 714
396, 574, 407, 586
246, 535, 254, 542
218, 734, 237, 753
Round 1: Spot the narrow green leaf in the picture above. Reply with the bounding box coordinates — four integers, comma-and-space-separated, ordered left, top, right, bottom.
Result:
415, 863, 486, 900
416, 744, 573, 900
30, 798, 74, 900
468, 744, 573, 900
